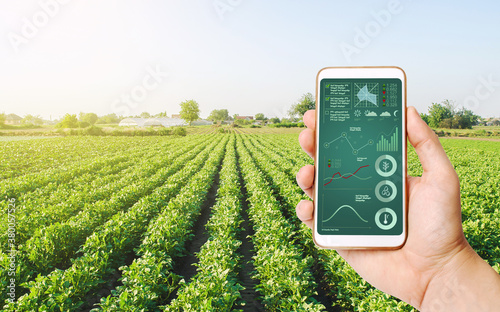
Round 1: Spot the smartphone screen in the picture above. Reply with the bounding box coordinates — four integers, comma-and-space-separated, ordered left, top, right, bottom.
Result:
316, 78, 404, 236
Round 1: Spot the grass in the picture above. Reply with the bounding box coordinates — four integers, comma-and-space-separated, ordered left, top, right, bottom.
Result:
433, 126, 500, 139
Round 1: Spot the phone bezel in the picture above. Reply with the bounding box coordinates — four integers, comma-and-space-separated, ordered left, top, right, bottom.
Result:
313, 66, 407, 249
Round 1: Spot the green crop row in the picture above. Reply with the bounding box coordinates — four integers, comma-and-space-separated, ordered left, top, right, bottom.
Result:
0, 137, 177, 247
5, 137, 226, 311
1, 133, 498, 311
165, 135, 244, 311
0, 136, 213, 305
0, 136, 156, 180
96, 136, 228, 311
236, 134, 324, 311
246, 134, 415, 311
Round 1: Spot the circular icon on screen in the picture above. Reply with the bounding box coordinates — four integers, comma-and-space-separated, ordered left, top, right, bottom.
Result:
375, 180, 397, 202
375, 207, 397, 230
375, 155, 397, 177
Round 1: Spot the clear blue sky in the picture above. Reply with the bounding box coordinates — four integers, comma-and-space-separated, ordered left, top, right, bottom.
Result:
1, 0, 499, 120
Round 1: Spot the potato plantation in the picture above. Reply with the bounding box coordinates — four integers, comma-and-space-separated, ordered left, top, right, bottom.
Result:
0, 133, 499, 311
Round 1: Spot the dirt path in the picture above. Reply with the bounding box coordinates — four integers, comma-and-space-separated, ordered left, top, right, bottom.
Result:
167, 168, 221, 303
234, 152, 265, 311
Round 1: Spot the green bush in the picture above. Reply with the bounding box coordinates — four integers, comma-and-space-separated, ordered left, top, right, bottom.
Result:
78, 121, 91, 128
157, 128, 172, 136
173, 127, 187, 136
85, 126, 105, 136
268, 122, 304, 128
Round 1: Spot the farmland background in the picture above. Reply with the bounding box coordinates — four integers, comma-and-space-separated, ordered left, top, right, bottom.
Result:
1, 131, 499, 311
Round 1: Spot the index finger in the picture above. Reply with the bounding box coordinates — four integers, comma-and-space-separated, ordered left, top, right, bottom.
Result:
303, 110, 316, 130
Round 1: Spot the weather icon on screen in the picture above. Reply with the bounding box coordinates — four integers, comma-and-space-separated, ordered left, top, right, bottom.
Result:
364, 110, 377, 117
380, 111, 391, 117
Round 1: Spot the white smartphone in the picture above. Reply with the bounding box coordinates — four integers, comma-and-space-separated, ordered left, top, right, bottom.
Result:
313, 66, 407, 249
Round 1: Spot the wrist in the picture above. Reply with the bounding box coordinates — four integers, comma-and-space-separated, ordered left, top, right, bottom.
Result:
420, 243, 500, 311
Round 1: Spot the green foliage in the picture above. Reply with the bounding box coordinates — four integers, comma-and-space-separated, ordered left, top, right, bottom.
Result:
289, 92, 315, 118
420, 113, 430, 125
428, 101, 454, 128
236, 135, 324, 311
269, 117, 280, 124
56, 114, 79, 128
140, 112, 151, 118
1, 134, 499, 311
22, 114, 44, 125
157, 128, 172, 136
268, 121, 305, 128
96, 113, 120, 124
84, 125, 105, 136
234, 119, 251, 126
78, 121, 90, 128
427, 100, 479, 129
97, 137, 226, 311
0, 113, 5, 125
179, 100, 200, 125
81, 113, 98, 125
207, 109, 229, 123
254, 113, 266, 120
154, 111, 168, 117
172, 127, 187, 136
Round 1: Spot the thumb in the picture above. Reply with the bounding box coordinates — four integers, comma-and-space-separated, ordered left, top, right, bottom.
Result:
406, 106, 455, 178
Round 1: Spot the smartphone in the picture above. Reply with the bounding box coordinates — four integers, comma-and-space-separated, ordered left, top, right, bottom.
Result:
313, 66, 407, 249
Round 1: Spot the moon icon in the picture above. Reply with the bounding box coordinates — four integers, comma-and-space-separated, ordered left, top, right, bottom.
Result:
393, 110, 399, 117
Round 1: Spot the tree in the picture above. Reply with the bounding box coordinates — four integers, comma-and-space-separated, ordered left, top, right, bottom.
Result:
420, 113, 430, 125
425, 100, 480, 129
56, 114, 79, 128
140, 112, 151, 119
82, 113, 98, 125
179, 100, 200, 126
450, 107, 479, 129
22, 114, 43, 125
269, 117, 280, 124
289, 93, 315, 118
207, 109, 229, 124
255, 113, 266, 121
234, 119, 251, 126
428, 100, 454, 128
96, 113, 120, 124
154, 111, 168, 117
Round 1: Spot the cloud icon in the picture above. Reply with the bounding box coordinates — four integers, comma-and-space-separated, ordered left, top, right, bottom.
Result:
365, 111, 377, 117
380, 111, 391, 117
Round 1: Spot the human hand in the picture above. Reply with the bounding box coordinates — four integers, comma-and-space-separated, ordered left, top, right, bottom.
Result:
296, 107, 500, 310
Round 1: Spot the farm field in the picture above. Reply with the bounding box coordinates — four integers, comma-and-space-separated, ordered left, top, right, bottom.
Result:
1, 133, 499, 311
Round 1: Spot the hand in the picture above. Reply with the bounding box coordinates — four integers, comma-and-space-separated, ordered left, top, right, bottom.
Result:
296, 107, 500, 310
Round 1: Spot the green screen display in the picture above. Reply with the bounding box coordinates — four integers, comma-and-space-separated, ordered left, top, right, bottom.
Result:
317, 78, 403, 235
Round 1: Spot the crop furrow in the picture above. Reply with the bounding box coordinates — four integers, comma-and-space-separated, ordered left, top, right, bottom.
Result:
7, 136, 226, 311
235, 134, 324, 311
93, 136, 228, 311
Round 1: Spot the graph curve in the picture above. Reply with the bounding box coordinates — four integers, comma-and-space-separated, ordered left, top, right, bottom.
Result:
324, 175, 372, 181
324, 165, 369, 186
322, 204, 369, 223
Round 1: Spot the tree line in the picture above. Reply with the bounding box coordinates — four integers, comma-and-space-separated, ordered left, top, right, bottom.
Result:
1, 96, 492, 130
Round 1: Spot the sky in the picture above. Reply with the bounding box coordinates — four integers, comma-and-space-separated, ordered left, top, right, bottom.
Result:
0, 0, 499, 120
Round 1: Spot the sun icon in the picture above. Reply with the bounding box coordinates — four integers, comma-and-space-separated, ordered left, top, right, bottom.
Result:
354, 109, 361, 117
